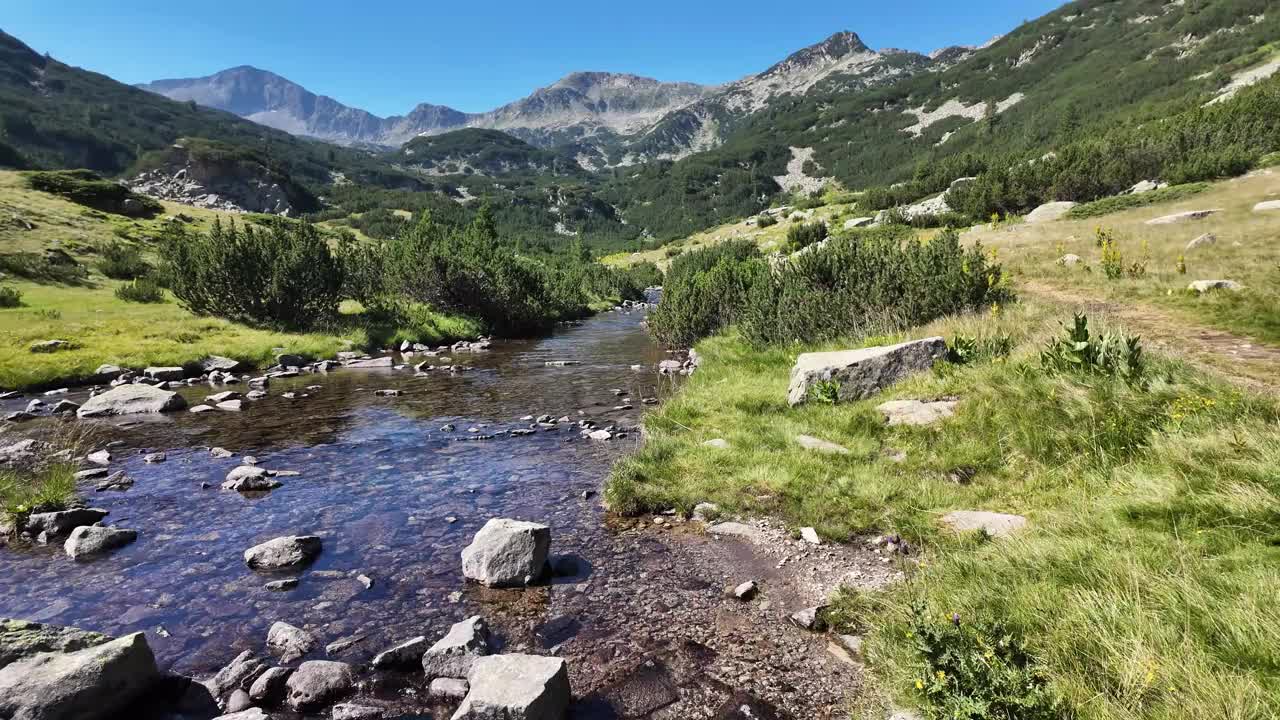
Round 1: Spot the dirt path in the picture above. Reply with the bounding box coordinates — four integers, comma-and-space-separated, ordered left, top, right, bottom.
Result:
1021, 280, 1280, 395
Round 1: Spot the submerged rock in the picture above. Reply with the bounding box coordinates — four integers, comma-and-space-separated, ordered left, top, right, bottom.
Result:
452, 654, 570, 720
461, 519, 551, 587
787, 337, 947, 406
222, 466, 281, 492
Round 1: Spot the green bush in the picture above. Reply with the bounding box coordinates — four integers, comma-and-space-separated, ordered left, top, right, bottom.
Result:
785, 220, 828, 251
757, 213, 778, 228
740, 227, 1012, 347
113, 277, 165, 303
97, 241, 151, 280
22, 170, 162, 218
647, 240, 766, 348
624, 261, 663, 290
948, 333, 1013, 365
164, 219, 344, 330
0, 252, 88, 283
664, 246, 684, 259
0, 286, 22, 308
1065, 183, 1209, 220
1040, 313, 1145, 386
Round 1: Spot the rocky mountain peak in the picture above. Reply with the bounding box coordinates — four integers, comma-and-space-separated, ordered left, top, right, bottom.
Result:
760, 31, 873, 79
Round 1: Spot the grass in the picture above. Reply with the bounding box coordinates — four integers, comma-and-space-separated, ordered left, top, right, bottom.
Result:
0, 170, 482, 390
0, 464, 77, 522
1065, 182, 1210, 220
606, 299, 1280, 720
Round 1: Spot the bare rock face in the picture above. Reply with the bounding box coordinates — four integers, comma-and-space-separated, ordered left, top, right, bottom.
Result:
787, 338, 947, 406
461, 519, 551, 587
284, 660, 356, 711
0, 624, 159, 720
422, 616, 492, 680
451, 654, 570, 720
77, 384, 187, 417
128, 143, 304, 216
243, 536, 322, 571
1024, 201, 1076, 223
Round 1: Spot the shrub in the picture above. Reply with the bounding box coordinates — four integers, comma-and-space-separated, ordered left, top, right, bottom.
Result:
757, 213, 778, 228
647, 240, 766, 348
97, 241, 151, 280
624, 261, 663, 290
948, 333, 1013, 364
164, 219, 344, 330
785, 221, 828, 251
0, 286, 21, 308
740, 227, 1012, 347
1041, 313, 1145, 385
0, 252, 88, 283
22, 170, 162, 218
664, 246, 684, 258
114, 277, 165, 303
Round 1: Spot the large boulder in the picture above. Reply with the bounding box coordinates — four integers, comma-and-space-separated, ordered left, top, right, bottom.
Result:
243, 536, 322, 571
0, 626, 159, 720
284, 660, 356, 711
452, 654, 570, 720
204, 651, 268, 702
1024, 201, 1076, 223
787, 337, 947, 406
461, 519, 551, 587
77, 384, 186, 418
144, 366, 185, 382
266, 622, 315, 663
1144, 209, 1220, 225
0, 620, 111, 668
24, 508, 108, 538
422, 616, 492, 680
345, 357, 393, 369
64, 526, 137, 559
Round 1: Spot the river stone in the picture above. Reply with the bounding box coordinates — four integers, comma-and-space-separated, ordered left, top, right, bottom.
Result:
371, 636, 428, 669
877, 399, 959, 426
345, 356, 393, 368
86, 450, 111, 465
732, 580, 758, 600
65, 525, 137, 559
144, 366, 185, 382
50, 400, 80, 415
207, 391, 242, 404
248, 666, 292, 703
422, 616, 492, 680
0, 630, 158, 720
201, 356, 243, 373
275, 353, 308, 368
794, 435, 849, 455
430, 677, 470, 700
787, 337, 947, 406
1185, 233, 1216, 251
284, 660, 356, 711
205, 650, 268, 701
24, 508, 108, 537
941, 510, 1028, 539
1253, 200, 1280, 212
190, 405, 215, 414
1024, 201, 1076, 223
267, 622, 316, 663
333, 703, 384, 720
461, 519, 551, 587
223, 466, 281, 492
244, 536, 322, 571
225, 688, 252, 713
800, 527, 821, 545
789, 606, 829, 632
452, 654, 570, 720
92, 364, 126, 382
77, 384, 186, 417
1144, 209, 1220, 225
0, 619, 111, 667
1188, 279, 1243, 293
214, 709, 269, 720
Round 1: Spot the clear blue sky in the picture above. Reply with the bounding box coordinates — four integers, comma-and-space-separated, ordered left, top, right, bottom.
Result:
4, 0, 1064, 116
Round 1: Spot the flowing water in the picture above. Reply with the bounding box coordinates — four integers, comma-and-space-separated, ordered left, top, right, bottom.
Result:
0, 308, 677, 677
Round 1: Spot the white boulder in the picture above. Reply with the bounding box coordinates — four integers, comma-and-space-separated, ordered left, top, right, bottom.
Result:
787, 337, 947, 406
451, 654, 570, 720
461, 519, 551, 587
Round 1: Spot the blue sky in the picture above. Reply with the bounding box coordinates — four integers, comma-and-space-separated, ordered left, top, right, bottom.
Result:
4, 0, 1064, 116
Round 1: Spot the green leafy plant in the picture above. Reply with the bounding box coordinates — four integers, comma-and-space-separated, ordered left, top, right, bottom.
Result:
113, 277, 165, 303
1041, 313, 1145, 385
757, 213, 778, 228
1100, 239, 1124, 280
809, 379, 842, 405
0, 285, 21, 308
97, 241, 151, 280
786, 220, 829, 251
948, 333, 1014, 365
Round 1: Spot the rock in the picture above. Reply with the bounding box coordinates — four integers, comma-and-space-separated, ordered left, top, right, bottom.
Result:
544, 360, 580, 367
843, 216, 874, 230
265, 579, 298, 592
345, 357, 393, 369
1253, 200, 1280, 212
0, 619, 112, 668
29, 339, 73, 354
430, 677, 470, 700
422, 616, 492, 680
452, 654, 570, 720
702, 438, 730, 449
789, 606, 829, 631
692, 503, 721, 522
211, 447, 235, 459
190, 405, 215, 414
267, 622, 315, 663
50, 399, 80, 415
244, 536, 322, 571
1185, 233, 1216, 251
284, 660, 355, 711
1188, 279, 1243, 294
213, 709, 269, 720
587, 429, 613, 441
787, 337, 947, 406
370, 636, 428, 669
374, 389, 401, 397
217, 399, 244, 411
207, 391, 242, 404
225, 688, 252, 712
877, 399, 959, 426
200, 356, 243, 373
204, 650, 268, 700
0, 630, 159, 720
248, 666, 292, 703
1124, 180, 1164, 194
706, 521, 763, 541
836, 634, 864, 659
941, 510, 1028, 539
657, 359, 682, 374
1144, 209, 1221, 225
325, 635, 365, 656
94, 471, 134, 492
0, 439, 46, 466
144, 366, 185, 382
275, 354, 308, 368
64, 525, 138, 559
74, 468, 109, 481
799, 527, 821, 545
77, 384, 186, 417
3, 412, 34, 423
223, 466, 281, 492
1057, 253, 1082, 266
731, 580, 758, 600
86, 450, 111, 465
794, 435, 850, 454
24, 508, 108, 537
1024, 201, 1076, 223
332, 704, 384, 720
461, 519, 551, 587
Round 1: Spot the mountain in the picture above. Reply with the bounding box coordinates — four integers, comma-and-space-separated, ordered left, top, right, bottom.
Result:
139, 69, 717, 153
